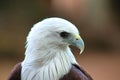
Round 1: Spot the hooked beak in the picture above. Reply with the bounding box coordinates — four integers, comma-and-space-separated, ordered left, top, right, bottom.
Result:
70, 34, 85, 54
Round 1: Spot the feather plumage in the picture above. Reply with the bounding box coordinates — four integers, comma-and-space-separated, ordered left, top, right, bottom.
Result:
8, 63, 92, 80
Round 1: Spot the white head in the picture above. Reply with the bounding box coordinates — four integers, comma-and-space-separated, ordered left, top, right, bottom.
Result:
22, 17, 84, 80
26, 17, 84, 54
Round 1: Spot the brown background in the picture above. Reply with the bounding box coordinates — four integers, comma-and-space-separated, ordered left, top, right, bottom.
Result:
0, 0, 120, 80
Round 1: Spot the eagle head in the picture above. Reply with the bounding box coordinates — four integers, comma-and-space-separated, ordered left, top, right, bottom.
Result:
22, 17, 85, 80
26, 17, 84, 54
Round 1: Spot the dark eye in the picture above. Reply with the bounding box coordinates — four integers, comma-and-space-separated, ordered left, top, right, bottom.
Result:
60, 31, 69, 38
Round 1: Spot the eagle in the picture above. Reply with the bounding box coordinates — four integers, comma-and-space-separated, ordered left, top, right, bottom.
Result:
8, 17, 92, 80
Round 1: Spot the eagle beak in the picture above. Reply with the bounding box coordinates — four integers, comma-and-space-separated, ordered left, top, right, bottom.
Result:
70, 34, 85, 54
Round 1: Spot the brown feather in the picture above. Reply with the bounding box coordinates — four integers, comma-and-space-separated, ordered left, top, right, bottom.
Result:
60, 64, 93, 80
8, 63, 21, 80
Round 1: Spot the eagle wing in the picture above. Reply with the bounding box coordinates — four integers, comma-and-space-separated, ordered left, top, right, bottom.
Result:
60, 64, 93, 80
8, 63, 21, 80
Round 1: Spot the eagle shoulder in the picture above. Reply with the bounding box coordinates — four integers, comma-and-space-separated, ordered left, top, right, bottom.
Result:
8, 63, 21, 80
60, 64, 93, 80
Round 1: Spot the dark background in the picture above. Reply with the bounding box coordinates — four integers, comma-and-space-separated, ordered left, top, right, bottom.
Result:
0, 0, 120, 80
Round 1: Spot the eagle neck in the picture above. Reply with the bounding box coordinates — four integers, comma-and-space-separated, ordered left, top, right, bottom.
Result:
22, 47, 77, 80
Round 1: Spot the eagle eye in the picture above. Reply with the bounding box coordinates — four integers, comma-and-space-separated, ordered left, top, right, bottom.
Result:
60, 31, 69, 38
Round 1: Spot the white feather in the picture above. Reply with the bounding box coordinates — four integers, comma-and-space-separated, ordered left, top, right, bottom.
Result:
21, 17, 79, 80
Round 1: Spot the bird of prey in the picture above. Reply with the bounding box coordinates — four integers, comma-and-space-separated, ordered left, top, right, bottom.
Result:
8, 17, 92, 80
